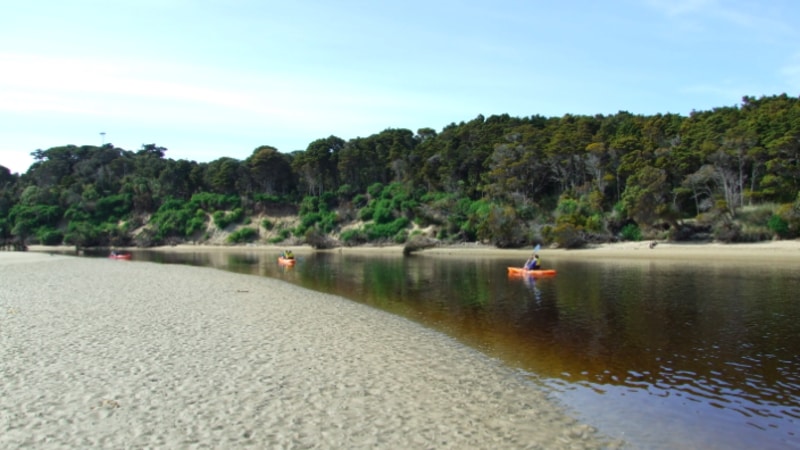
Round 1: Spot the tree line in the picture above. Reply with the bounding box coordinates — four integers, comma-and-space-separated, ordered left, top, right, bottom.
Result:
1, 94, 799, 250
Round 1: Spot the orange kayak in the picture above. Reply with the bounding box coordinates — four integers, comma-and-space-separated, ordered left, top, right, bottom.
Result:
507, 267, 556, 277
278, 256, 296, 266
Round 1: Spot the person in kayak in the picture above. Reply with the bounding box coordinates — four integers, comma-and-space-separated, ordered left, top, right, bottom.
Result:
282, 249, 294, 259
524, 254, 541, 270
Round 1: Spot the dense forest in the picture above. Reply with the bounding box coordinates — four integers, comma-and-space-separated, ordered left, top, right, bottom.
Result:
1, 94, 799, 250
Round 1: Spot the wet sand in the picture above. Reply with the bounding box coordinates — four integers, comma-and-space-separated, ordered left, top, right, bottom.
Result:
0, 253, 617, 449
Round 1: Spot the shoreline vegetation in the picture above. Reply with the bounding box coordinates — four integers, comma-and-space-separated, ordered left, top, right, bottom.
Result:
3, 95, 800, 258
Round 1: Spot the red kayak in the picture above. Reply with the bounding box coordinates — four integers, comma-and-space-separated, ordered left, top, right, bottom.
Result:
278, 256, 296, 266
507, 267, 556, 277
109, 252, 132, 260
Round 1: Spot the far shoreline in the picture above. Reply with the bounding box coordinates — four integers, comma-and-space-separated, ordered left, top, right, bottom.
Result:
27, 239, 800, 263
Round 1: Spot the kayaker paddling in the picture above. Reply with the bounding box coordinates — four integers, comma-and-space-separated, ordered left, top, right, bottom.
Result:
524, 254, 541, 270
523, 243, 543, 270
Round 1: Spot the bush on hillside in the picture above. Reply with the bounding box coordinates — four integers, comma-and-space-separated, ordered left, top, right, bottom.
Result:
227, 227, 258, 243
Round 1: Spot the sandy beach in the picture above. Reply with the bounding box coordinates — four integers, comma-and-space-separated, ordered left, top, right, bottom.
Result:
412, 239, 800, 263
0, 252, 617, 449
143, 238, 800, 263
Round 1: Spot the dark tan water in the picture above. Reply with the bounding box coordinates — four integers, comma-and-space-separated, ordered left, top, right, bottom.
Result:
94, 249, 800, 449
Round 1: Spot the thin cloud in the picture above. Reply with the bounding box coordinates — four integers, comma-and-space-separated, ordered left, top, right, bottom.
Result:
644, 0, 717, 17
0, 53, 269, 116
0, 52, 439, 134
645, 0, 797, 37
0, 91, 97, 115
0, 50, 460, 171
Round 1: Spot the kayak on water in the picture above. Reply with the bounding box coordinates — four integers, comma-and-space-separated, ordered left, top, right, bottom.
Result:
109, 252, 132, 260
278, 256, 296, 266
507, 267, 556, 277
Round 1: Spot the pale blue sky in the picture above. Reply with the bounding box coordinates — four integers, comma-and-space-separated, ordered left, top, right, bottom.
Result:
1, 0, 798, 174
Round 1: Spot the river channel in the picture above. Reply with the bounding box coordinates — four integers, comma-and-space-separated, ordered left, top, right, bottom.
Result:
94, 248, 799, 449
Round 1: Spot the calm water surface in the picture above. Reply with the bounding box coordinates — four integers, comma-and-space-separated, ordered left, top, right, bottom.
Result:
101, 249, 799, 449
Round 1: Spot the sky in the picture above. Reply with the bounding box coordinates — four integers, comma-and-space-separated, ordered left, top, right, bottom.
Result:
1, 0, 799, 174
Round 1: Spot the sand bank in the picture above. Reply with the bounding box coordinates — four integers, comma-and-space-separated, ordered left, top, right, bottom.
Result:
420, 239, 800, 263
131, 239, 800, 264
0, 253, 616, 449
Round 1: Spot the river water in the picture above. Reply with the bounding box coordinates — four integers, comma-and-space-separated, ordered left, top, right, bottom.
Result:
100, 248, 800, 449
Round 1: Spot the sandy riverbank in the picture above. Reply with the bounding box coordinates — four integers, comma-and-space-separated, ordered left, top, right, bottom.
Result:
0, 253, 617, 449
113, 238, 800, 264
420, 239, 800, 263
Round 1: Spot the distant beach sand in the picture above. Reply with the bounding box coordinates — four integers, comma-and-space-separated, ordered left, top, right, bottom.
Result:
138, 238, 800, 263
0, 252, 617, 449
418, 239, 800, 263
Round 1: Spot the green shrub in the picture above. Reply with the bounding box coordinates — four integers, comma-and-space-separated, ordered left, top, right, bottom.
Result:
393, 229, 409, 244
340, 228, 367, 245
63, 221, 103, 247
229, 208, 244, 222
295, 212, 321, 235
554, 195, 600, 229
36, 227, 64, 245
213, 208, 244, 229
358, 207, 374, 221
477, 204, 525, 248
585, 213, 605, 233
319, 192, 336, 212
151, 207, 193, 240
227, 227, 258, 243
367, 182, 384, 199
64, 205, 91, 222
94, 194, 133, 222
556, 197, 580, 217
372, 200, 394, 224
768, 214, 789, 237
364, 217, 409, 241
190, 193, 240, 211
352, 194, 367, 208
337, 184, 355, 199
268, 228, 292, 244
253, 193, 281, 204
318, 211, 338, 233
299, 196, 319, 215
620, 223, 642, 241
262, 219, 274, 230
186, 216, 206, 236
399, 199, 419, 216
553, 222, 586, 249
771, 201, 800, 238
147, 197, 207, 241
212, 211, 226, 228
